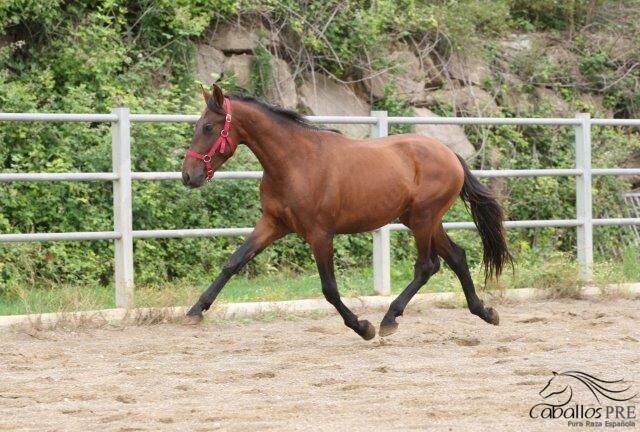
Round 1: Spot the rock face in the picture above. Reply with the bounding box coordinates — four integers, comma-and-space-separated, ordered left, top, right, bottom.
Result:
499, 73, 534, 115
265, 57, 298, 109
590, 32, 634, 63
193, 21, 623, 165
207, 22, 278, 53
577, 93, 612, 117
498, 33, 533, 61
364, 44, 446, 106
535, 87, 570, 116
299, 73, 371, 138
447, 52, 492, 86
196, 45, 297, 109
224, 54, 253, 89
413, 108, 475, 158
195, 46, 260, 92
195, 44, 226, 84
432, 86, 501, 116
546, 45, 581, 79
623, 150, 640, 188
366, 47, 425, 100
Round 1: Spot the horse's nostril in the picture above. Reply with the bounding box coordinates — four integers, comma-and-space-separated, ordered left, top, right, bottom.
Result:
182, 172, 190, 186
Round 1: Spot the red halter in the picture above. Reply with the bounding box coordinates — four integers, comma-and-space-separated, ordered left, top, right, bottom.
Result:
186, 97, 236, 180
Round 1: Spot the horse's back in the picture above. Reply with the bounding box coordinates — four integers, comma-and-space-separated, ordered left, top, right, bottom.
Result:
353, 133, 464, 185
362, 133, 466, 215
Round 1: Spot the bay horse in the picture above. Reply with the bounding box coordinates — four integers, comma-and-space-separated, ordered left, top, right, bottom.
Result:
181, 84, 511, 340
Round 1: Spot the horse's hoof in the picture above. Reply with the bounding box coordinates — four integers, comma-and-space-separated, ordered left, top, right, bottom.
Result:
379, 321, 399, 337
184, 314, 203, 325
484, 307, 500, 326
184, 305, 204, 325
358, 320, 376, 341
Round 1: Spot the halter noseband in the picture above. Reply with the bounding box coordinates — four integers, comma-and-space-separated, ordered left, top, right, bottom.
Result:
186, 97, 236, 180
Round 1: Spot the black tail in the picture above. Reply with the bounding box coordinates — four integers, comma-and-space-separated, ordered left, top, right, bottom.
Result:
456, 155, 512, 280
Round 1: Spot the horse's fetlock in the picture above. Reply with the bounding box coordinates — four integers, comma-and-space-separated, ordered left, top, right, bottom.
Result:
469, 302, 485, 317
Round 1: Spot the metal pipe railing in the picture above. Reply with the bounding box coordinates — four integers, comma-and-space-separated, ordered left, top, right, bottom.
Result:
3, 167, 640, 183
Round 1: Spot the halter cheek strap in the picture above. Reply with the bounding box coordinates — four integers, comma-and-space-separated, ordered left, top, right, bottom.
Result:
186, 97, 236, 180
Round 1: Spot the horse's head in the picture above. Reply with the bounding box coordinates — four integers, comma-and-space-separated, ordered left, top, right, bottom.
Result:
539, 371, 571, 403
182, 84, 237, 188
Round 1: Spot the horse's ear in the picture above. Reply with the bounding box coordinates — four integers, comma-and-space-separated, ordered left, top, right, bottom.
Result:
211, 83, 225, 109
200, 84, 212, 104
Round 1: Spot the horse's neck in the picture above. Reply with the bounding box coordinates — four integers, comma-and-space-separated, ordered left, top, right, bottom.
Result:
234, 102, 315, 181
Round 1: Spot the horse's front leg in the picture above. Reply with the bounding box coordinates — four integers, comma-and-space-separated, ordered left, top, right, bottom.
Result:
309, 233, 376, 340
186, 216, 287, 322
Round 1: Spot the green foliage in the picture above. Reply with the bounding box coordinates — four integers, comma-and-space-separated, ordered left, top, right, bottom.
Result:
510, 0, 603, 31
234, 0, 511, 77
372, 84, 415, 135
0, 0, 638, 297
250, 43, 273, 97
0, 1, 217, 291
575, 35, 640, 118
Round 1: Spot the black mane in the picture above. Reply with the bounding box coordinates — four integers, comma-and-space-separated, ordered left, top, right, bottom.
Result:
208, 94, 341, 134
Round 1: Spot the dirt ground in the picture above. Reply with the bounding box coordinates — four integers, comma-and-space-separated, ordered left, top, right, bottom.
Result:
1, 297, 639, 432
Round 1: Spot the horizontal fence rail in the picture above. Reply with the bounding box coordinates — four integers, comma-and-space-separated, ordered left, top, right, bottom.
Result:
1, 110, 639, 306
388, 116, 583, 126
0, 231, 121, 242
0, 113, 118, 122
3, 168, 640, 183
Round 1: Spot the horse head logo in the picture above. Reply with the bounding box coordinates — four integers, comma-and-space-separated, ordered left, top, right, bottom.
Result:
539, 371, 637, 406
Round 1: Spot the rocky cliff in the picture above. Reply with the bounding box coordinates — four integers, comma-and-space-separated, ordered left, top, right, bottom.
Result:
195, 18, 639, 189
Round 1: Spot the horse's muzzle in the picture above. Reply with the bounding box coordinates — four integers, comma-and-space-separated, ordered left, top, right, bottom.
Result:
182, 171, 204, 188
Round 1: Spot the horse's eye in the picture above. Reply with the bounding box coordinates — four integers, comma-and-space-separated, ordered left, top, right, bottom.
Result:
203, 123, 213, 133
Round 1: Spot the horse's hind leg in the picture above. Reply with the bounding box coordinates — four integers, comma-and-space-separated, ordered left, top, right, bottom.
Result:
433, 225, 499, 325
379, 224, 440, 337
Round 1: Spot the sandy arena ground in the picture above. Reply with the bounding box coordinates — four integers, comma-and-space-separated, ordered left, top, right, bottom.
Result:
1, 297, 639, 432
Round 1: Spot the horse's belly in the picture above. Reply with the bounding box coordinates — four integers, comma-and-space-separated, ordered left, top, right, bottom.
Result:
334, 217, 396, 234
332, 181, 411, 234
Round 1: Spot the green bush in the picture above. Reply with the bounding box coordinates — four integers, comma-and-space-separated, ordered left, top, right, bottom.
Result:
510, 0, 602, 31
0, 0, 638, 296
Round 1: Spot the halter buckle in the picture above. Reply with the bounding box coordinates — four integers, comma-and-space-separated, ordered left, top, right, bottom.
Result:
225, 114, 232, 123
203, 155, 212, 163
220, 129, 229, 138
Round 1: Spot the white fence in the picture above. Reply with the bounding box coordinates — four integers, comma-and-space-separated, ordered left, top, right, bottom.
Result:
1, 110, 639, 308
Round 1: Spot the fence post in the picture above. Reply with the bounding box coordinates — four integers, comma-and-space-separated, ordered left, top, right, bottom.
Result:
111, 107, 134, 308
575, 112, 593, 282
371, 111, 391, 296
